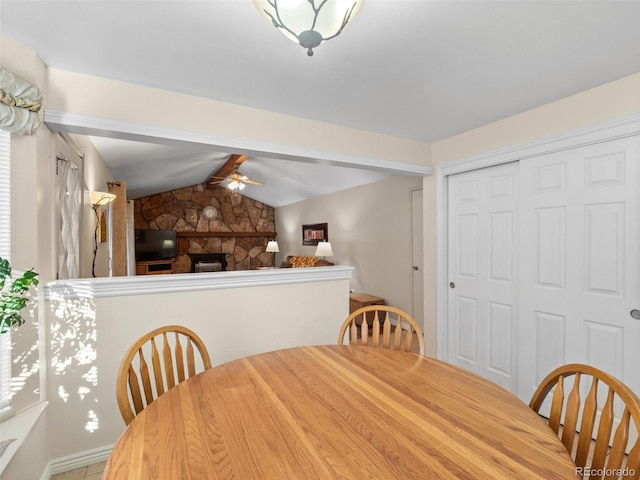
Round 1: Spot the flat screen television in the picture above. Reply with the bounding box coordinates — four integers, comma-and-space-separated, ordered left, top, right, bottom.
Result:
135, 229, 177, 261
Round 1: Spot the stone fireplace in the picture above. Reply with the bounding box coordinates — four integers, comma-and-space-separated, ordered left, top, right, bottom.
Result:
134, 182, 276, 273
188, 253, 227, 273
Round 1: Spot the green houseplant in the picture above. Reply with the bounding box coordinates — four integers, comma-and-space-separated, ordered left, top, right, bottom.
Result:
0, 257, 39, 334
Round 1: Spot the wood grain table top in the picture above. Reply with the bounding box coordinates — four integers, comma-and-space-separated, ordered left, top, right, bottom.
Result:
104, 345, 576, 479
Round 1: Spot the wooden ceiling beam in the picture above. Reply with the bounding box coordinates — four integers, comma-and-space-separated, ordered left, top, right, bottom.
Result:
209, 154, 249, 182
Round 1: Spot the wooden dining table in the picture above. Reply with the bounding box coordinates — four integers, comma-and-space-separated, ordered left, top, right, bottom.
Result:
103, 345, 577, 479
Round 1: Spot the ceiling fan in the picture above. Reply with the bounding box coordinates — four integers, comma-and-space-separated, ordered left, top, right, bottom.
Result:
208, 154, 265, 191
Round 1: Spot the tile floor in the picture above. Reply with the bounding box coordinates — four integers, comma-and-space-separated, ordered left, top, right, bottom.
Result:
50, 461, 106, 480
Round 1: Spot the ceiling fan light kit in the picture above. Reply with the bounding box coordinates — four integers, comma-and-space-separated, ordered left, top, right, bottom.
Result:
252, 0, 364, 56
209, 155, 266, 195
227, 179, 246, 191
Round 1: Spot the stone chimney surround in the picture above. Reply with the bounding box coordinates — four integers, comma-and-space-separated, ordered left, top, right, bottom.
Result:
134, 183, 276, 273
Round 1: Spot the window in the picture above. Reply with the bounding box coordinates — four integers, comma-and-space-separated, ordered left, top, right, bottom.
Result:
0, 129, 11, 416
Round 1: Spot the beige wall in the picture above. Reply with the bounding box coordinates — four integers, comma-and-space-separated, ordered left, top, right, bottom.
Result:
45, 277, 349, 461
4, 30, 640, 478
431, 73, 640, 166
47, 68, 430, 166
1, 409, 49, 480
276, 175, 424, 318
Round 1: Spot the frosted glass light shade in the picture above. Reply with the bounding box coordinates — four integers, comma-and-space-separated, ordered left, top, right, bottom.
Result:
227, 180, 246, 191
315, 241, 333, 257
90, 191, 116, 206
252, 0, 364, 56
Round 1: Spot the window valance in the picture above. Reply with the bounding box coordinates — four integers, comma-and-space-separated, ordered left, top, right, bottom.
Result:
0, 68, 42, 136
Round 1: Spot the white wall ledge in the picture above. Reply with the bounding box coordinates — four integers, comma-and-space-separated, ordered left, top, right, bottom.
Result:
44, 266, 354, 300
0, 401, 48, 475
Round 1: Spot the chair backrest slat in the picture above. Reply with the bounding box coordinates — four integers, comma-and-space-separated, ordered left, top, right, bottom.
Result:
575, 378, 599, 468
548, 376, 565, 434
591, 388, 616, 473
360, 315, 369, 346
529, 363, 640, 480
150, 337, 164, 397
136, 349, 154, 406
175, 332, 186, 383
404, 328, 414, 353
561, 372, 582, 452
349, 321, 358, 346
607, 408, 631, 473
625, 442, 640, 479
162, 332, 176, 390
337, 306, 425, 355
392, 314, 403, 351
186, 338, 196, 378
371, 312, 380, 347
127, 364, 144, 415
117, 325, 212, 425
382, 312, 391, 349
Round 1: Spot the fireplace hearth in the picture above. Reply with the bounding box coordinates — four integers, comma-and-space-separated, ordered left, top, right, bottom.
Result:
188, 253, 227, 273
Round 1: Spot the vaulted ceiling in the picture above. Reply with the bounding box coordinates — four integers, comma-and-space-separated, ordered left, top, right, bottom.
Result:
3, 1, 640, 205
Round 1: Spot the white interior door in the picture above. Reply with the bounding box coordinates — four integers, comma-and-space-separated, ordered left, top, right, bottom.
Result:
447, 162, 519, 392
411, 189, 424, 331
518, 136, 640, 403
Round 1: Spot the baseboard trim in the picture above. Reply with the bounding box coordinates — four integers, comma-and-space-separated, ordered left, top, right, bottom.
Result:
39, 464, 51, 480
49, 444, 113, 475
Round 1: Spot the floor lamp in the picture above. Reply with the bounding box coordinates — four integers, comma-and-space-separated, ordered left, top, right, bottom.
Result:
90, 191, 116, 277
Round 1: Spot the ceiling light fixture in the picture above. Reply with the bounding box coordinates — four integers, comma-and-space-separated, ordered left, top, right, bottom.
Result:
252, 0, 364, 57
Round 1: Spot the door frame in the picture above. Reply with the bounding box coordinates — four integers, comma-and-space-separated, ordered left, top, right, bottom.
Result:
410, 188, 424, 331
436, 113, 640, 361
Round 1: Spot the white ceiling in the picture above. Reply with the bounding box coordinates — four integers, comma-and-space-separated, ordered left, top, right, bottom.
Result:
3, 1, 640, 205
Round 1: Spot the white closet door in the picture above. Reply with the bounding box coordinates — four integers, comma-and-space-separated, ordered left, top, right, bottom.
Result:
518, 136, 640, 403
447, 161, 519, 392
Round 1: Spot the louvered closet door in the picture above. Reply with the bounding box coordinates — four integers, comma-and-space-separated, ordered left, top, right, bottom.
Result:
518, 136, 640, 404
447, 161, 519, 393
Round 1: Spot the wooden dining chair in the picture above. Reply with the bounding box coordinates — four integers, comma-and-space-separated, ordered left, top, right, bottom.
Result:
116, 325, 212, 425
529, 364, 640, 479
337, 305, 425, 355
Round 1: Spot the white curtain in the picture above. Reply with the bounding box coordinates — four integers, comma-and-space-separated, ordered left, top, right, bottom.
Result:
126, 200, 136, 276
57, 157, 80, 279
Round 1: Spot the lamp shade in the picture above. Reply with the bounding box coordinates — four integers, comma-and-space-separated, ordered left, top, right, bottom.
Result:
314, 241, 333, 257
252, 0, 364, 56
266, 240, 280, 253
90, 191, 116, 206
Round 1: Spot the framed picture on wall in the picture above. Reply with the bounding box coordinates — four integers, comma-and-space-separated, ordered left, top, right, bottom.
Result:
302, 223, 328, 246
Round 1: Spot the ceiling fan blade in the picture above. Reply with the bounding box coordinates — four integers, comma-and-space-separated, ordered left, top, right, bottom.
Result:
206, 158, 265, 187
208, 176, 227, 184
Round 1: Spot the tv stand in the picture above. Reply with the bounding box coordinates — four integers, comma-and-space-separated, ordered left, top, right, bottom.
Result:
136, 259, 175, 275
